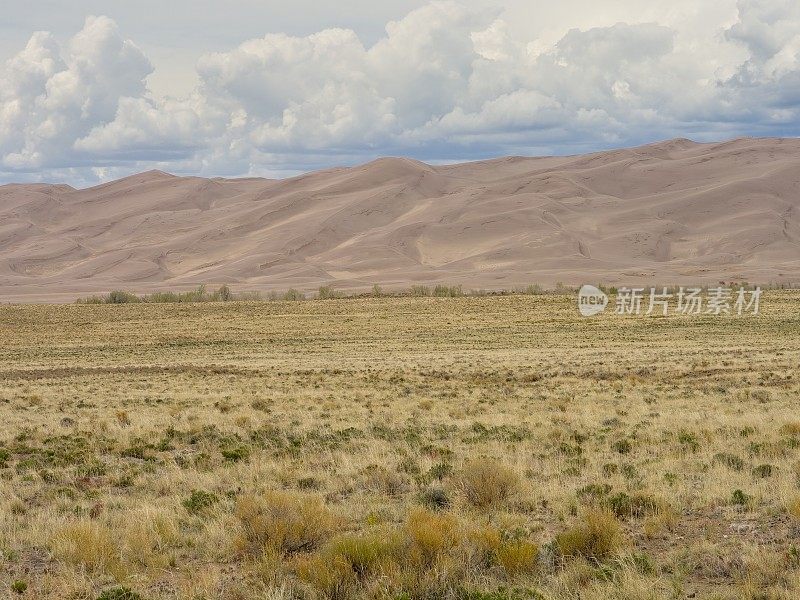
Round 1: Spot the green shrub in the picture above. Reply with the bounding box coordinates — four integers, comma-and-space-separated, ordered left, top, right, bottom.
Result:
523, 284, 544, 295
712, 452, 745, 471
752, 464, 775, 479
677, 430, 700, 452
577, 483, 612, 501
611, 439, 632, 454
283, 288, 305, 301
221, 444, 250, 463
11, 580, 27, 594
107, 290, 141, 304
182, 490, 219, 515
433, 284, 463, 297
96, 587, 143, 600
411, 285, 431, 297
298, 476, 322, 490
427, 461, 453, 482
318, 285, 340, 300
731, 489, 751, 506
607, 492, 660, 519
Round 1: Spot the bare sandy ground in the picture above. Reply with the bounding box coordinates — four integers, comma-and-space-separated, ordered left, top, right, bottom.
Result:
1, 137, 799, 302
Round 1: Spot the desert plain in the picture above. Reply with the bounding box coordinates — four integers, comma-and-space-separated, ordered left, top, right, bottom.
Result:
1, 291, 800, 599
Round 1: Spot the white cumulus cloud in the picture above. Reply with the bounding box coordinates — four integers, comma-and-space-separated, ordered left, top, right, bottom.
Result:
1, 0, 800, 185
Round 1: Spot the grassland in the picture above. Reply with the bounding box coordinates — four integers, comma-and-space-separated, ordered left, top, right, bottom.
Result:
1, 293, 799, 600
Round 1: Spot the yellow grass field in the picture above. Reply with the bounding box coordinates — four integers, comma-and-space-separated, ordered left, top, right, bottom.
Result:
1, 293, 800, 599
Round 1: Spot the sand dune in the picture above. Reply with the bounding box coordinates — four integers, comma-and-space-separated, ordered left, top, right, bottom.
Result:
1, 138, 799, 301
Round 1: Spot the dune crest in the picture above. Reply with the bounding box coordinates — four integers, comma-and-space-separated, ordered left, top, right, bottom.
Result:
2, 137, 799, 301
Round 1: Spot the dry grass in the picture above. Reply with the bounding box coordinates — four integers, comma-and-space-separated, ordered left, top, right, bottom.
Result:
0, 292, 799, 598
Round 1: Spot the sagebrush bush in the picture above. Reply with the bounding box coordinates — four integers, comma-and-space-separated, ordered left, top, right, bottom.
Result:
419, 486, 451, 510
283, 288, 305, 301
458, 458, 519, 509
433, 284, 463, 297
607, 492, 662, 519
96, 587, 143, 600
182, 490, 219, 515
731, 489, 752, 506
107, 290, 141, 304
318, 285, 341, 300
234, 491, 340, 555
556, 508, 625, 561
411, 285, 431, 297
712, 452, 745, 471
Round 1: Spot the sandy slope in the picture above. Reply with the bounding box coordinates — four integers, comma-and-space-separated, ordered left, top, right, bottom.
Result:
1, 138, 799, 301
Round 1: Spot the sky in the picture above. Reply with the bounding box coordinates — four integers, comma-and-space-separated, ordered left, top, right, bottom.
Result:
1, 0, 799, 186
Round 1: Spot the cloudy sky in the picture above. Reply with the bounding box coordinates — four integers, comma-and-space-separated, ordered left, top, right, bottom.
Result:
1, 0, 799, 185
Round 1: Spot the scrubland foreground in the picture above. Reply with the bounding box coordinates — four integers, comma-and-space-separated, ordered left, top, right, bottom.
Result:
1, 293, 799, 600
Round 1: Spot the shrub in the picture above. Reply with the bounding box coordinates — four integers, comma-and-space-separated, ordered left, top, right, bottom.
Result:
577, 483, 612, 501
781, 422, 800, 437
234, 491, 340, 555
283, 288, 305, 301
433, 284, 463, 297
611, 439, 632, 454
712, 452, 745, 471
556, 508, 625, 561
524, 284, 544, 295
107, 290, 141, 304
428, 461, 453, 482
221, 443, 250, 463
458, 458, 519, 509
677, 430, 700, 452
419, 486, 451, 511
607, 492, 661, 519
11, 581, 27, 595
411, 285, 431, 297
298, 476, 322, 491
731, 489, 751, 506
182, 489, 219, 515
752, 464, 775, 479
318, 285, 340, 300
359, 464, 409, 496
96, 588, 143, 600
371, 284, 383, 297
